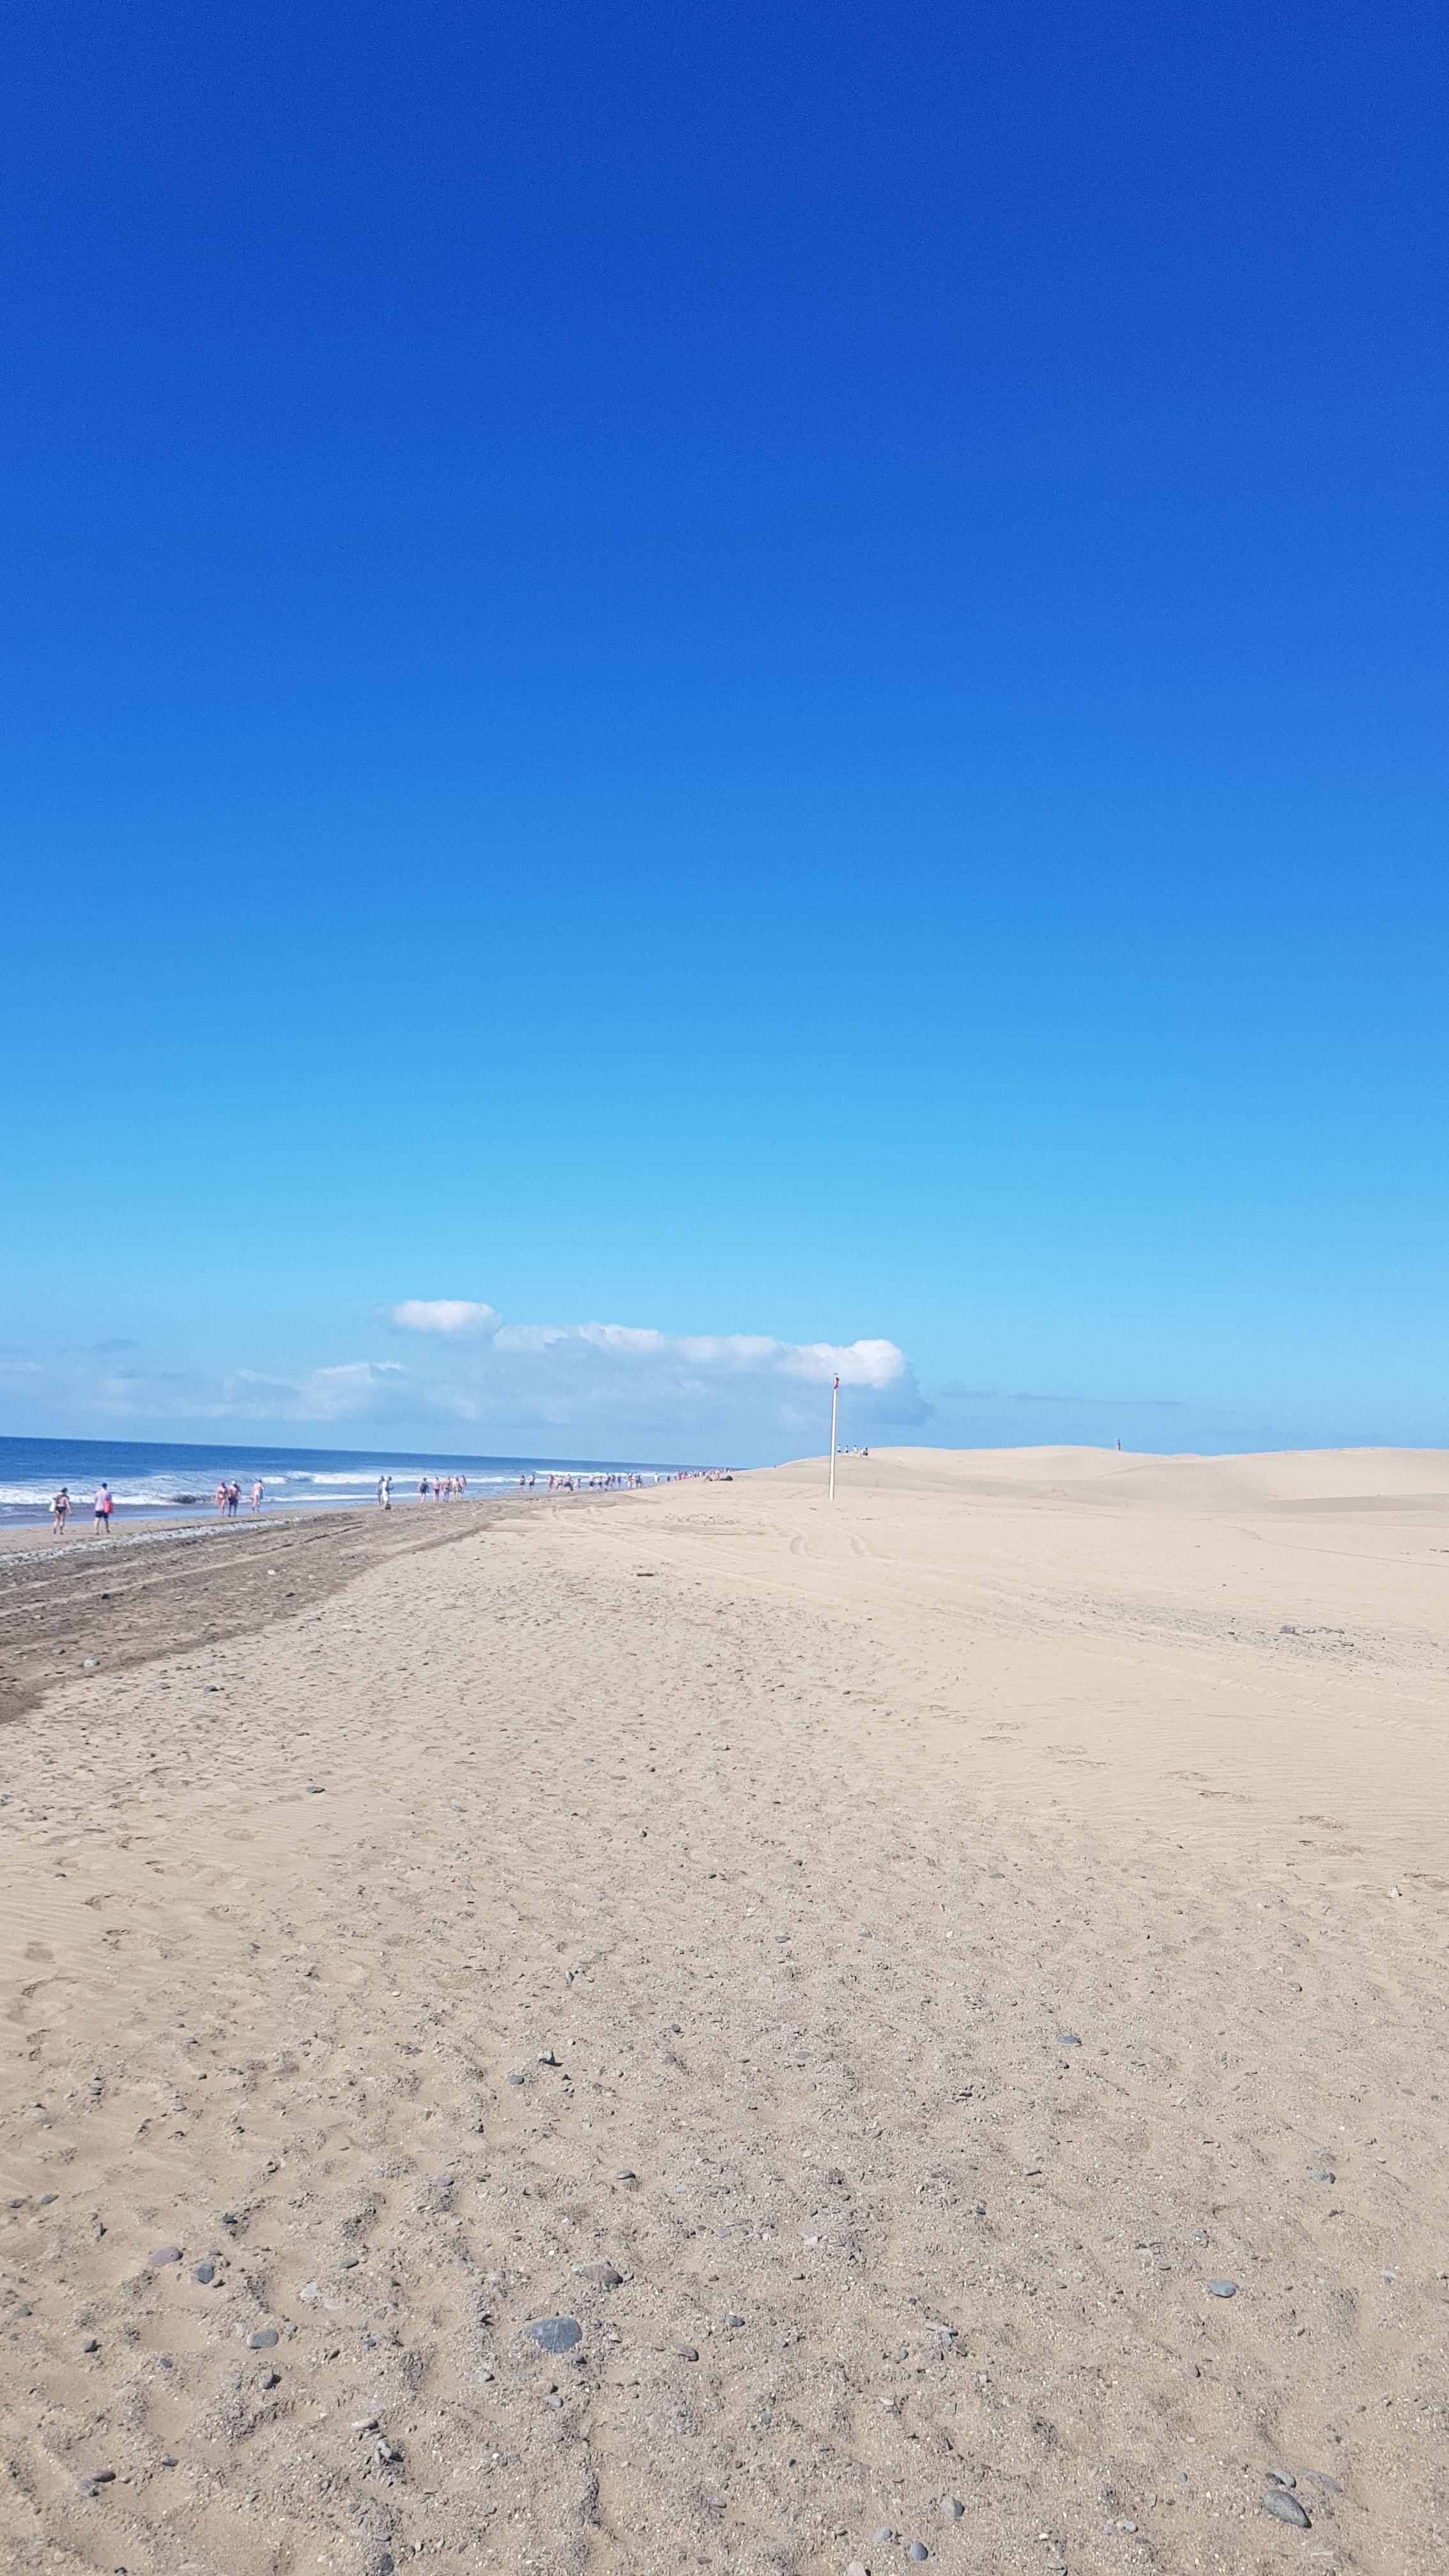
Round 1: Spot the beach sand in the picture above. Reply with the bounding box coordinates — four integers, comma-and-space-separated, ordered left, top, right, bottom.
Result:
2, 1446, 1446, 2575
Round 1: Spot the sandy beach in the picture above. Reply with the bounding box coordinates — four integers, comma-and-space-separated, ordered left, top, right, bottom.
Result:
2, 1446, 1446, 2576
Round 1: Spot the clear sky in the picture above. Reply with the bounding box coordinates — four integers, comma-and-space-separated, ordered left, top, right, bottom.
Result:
4, 1, 1446, 1464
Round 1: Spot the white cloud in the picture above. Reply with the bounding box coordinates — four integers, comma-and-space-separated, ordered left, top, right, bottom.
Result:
0, 1303, 926, 1461
372, 1299, 925, 1450
390, 1300, 501, 1336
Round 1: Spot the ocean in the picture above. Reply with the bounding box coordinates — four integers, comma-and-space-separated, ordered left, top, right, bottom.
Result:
0, 1434, 692, 1529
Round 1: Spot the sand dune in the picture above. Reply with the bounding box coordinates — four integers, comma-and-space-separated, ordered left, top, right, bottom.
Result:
1, 1449, 1446, 2575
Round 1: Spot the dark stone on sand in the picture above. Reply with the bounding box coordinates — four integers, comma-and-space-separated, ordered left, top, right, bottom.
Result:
677, 2343, 700, 2361
940, 2498, 964, 2521
1057, 2034, 1081, 2046
247, 2327, 280, 2348
148, 2246, 182, 2267
379, 2557, 395, 2575
577, 2260, 623, 2290
1264, 2492, 1311, 2529
1207, 2279, 1238, 2297
525, 2316, 582, 2354
40, 2192, 57, 2205
307, 1784, 325, 1794
1266, 2472, 1296, 2492
82, 2338, 100, 2354
1311, 2169, 1335, 2182
259, 2368, 280, 2388
508, 2073, 525, 2086
727, 2313, 745, 2328
194, 2262, 215, 2283
908, 2548, 930, 2563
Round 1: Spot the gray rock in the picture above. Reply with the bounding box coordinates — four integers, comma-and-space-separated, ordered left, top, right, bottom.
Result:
1266, 2471, 1296, 2490
537, 2049, 560, 2066
148, 2245, 182, 2266
258, 2368, 280, 2388
1057, 2033, 1082, 2046
873, 2530, 894, 2546
940, 2497, 963, 2520
1310, 2169, 1335, 2182
525, 2315, 582, 2354
677, 2343, 700, 2360
1263, 2492, 1311, 2529
1206, 2279, 1238, 2297
307, 1784, 325, 1794
247, 2327, 280, 2348
907, 2547, 929, 2563
726, 2313, 745, 2327
194, 2262, 215, 2283
576, 2260, 623, 2290
508, 2072, 525, 2085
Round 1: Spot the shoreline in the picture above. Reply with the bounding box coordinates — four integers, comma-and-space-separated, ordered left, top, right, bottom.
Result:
0, 1487, 624, 1725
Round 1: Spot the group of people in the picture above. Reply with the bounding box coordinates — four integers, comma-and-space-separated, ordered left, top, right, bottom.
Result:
50, 1484, 115, 1535
415, 1473, 468, 1501
542, 1470, 647, 1491
215, 1480, 266, 1515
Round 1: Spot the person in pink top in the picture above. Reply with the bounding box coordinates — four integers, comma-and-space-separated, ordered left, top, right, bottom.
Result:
93, 1483, 114, 1535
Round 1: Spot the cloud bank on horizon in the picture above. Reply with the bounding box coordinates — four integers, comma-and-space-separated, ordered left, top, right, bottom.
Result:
0, 1297, 928, 1460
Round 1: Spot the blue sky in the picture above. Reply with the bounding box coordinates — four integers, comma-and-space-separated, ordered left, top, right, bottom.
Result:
3, 1, 1446, 1463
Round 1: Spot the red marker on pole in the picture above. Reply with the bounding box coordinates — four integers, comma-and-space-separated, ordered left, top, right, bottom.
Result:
829, 1372, 839, 1501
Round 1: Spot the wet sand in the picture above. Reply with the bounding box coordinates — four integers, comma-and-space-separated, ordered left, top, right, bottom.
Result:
1, 1447, 1446, 2576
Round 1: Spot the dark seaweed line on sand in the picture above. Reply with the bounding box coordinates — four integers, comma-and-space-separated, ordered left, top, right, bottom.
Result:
0, 1494, 611, 1724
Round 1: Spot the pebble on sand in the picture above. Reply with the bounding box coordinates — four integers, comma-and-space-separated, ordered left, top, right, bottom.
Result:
247, 2327, 280, 2348
1264, 2492, 1312, 2529
576, 2260, 623, 2289
147, 2246, 182, 2267
525, 2315, 582, 2354
677, 2343, 700, 2360
907, 2547, 929, 2562
1206, 2279, 1238, 2297
194, 2261, 215, 2283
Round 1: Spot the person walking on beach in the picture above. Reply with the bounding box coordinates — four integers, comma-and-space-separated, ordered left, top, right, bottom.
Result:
250, 1480, 264, 1511
215, 1480, 227, 1516
226, 1480, 241, 1517
93, 1483, 114, 1535
418, 1476, 429, 1501
51, 1486, 70, 1533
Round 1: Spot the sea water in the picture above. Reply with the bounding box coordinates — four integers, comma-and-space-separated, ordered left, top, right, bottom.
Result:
0, 1434, 688, 1529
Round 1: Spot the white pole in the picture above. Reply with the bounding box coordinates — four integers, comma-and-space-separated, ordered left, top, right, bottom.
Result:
829, 1373, 839, 1501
